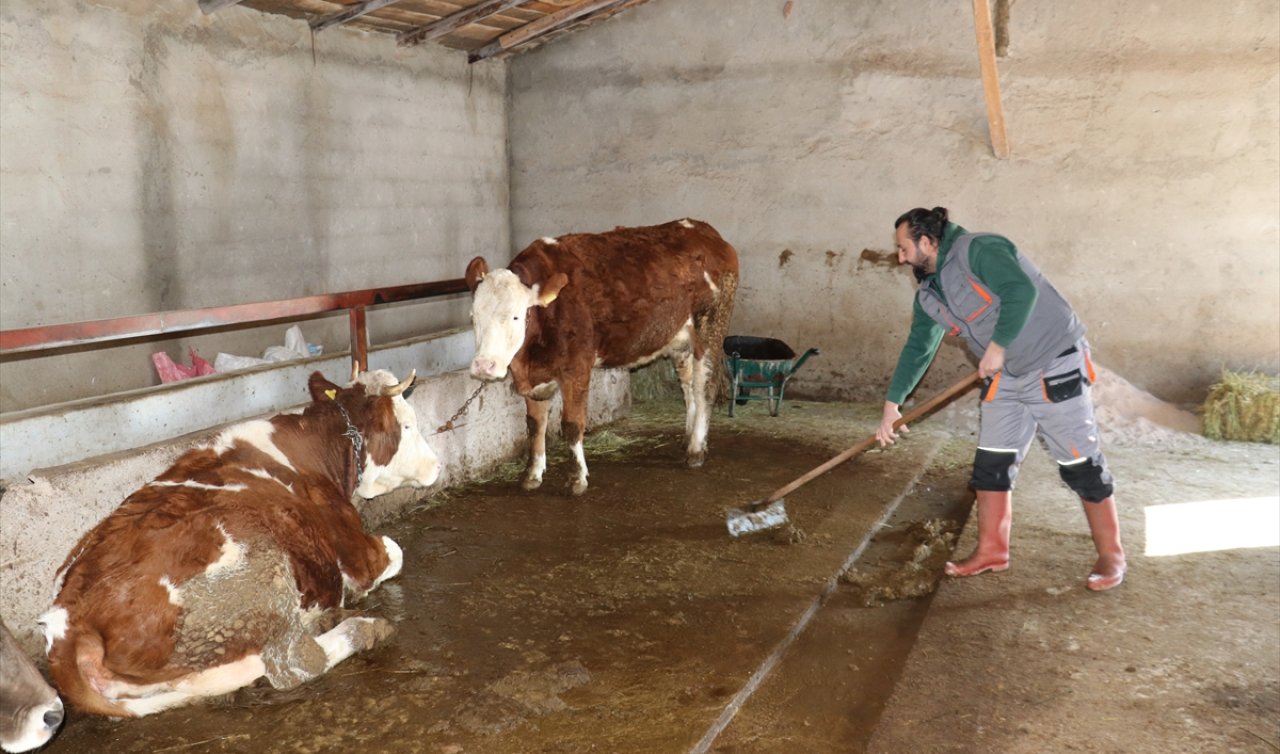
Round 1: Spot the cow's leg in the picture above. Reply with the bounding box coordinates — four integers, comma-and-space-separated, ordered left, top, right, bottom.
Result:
673, 350, 711, 468
687, 350, 713, 468
314, 616, 395, 671
116, 654, 268, 717
559, 378, 591, 496
339, 536, 402, 603
523, 396, 552, 491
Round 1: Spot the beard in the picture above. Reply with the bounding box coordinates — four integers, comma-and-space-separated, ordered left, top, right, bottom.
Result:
912, 263, 930, 283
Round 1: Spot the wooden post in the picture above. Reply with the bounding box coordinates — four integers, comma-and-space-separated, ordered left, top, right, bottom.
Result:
972, 0, 1010, 159
349, 306, 368, 373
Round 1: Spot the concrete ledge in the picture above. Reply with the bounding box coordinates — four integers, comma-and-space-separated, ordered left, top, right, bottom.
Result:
0, 360, 629, 653
0, 328, 477, 483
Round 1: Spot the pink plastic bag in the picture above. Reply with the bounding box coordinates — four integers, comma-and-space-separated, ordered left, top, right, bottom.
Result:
152, 348, 216, 384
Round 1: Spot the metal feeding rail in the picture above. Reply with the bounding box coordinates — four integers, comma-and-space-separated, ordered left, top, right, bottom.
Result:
0, 279, 471, 371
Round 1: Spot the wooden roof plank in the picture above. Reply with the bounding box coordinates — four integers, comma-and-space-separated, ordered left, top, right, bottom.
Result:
397, 0, 530, 47
467, 0, 626, 61
311, 0, 407, 31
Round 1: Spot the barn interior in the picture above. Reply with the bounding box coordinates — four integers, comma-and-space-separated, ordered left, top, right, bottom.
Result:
1, 1, 1277, 753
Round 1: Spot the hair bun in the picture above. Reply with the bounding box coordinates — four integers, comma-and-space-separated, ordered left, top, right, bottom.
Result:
931, 206, 949, 225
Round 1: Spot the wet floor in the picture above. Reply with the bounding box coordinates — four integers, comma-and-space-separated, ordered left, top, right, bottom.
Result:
41, 400, 973, 754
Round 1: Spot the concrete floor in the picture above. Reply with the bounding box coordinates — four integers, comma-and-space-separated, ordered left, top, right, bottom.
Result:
32, 397, 1280, 753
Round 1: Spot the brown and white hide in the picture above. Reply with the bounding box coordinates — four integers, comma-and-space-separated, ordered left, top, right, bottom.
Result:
466, 218, 739, 495
41, 369, 437, 717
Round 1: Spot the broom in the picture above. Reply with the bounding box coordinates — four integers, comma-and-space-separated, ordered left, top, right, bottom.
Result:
726, 371, 981, 537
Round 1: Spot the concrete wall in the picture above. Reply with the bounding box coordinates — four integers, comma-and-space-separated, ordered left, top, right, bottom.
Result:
509, 0, 1280, 405
0, 0, 508, 412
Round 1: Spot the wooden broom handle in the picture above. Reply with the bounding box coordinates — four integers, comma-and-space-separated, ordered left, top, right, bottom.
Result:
762, 371, 982, 505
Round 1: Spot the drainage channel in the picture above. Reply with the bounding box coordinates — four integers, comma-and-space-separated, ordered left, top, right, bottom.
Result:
693, 437, 975, 753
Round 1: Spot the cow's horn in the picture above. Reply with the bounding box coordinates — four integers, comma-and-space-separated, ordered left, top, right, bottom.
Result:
350, 362, 361, 384
388, 370, 416, 396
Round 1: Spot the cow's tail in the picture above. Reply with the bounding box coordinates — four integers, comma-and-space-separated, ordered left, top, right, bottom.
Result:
701, 270, 738, 406
47, 627, 134, 717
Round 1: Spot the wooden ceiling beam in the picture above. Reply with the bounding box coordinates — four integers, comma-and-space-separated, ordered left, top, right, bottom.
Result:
971, 0, 1010, 159
198, 0, 246, 14
397, 0, 530, 47
467, 0, 626, 62
312, 0, 407, 31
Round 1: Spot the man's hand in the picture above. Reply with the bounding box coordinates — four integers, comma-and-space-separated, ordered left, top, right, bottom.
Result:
876, 401, 907, 447
979, 342, 1006, 379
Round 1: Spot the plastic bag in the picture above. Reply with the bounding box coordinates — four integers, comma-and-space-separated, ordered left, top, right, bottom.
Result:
213, 325, 322, 373
152, 348, 216, 384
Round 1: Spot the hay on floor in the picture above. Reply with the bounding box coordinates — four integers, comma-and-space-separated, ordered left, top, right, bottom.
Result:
1201, 370, 1280, 444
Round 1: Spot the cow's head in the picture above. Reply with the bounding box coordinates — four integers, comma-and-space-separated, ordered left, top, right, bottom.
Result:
465, 256, 567, 381
0, 621, 63, 753
310, 370, 439, 498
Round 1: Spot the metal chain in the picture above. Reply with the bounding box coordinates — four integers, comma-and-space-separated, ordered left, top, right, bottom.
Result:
433, 382, 486, 435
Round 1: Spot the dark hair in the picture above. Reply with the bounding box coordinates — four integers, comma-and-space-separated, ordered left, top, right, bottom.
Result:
895, 206, 950, 245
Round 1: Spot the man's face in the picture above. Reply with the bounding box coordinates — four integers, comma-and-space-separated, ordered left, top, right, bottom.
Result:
894, 223, 937, 280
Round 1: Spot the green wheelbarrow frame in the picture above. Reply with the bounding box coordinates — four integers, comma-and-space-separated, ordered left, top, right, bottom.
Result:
723, 336, 820, 417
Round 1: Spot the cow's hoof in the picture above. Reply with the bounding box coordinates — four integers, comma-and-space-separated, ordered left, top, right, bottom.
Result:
570, 479, 589, 496
686, 452, 706, 469
349, 616, 395, 651
522, 475, 544, 491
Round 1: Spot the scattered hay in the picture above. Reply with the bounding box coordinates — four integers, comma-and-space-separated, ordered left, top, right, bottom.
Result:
841, 519, 960, 606
1202, 370, 1280, 444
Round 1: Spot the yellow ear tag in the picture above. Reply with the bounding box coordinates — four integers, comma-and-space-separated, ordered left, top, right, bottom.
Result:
324, 389, 337, 400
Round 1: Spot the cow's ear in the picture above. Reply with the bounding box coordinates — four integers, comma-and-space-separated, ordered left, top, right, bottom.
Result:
465, 257, 489, 292
536, 272, 568, 307
308, 371, 342, 402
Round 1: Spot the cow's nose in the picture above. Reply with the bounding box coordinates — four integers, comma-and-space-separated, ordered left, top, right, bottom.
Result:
44, 700, 64, 729
471, 358, 496, 378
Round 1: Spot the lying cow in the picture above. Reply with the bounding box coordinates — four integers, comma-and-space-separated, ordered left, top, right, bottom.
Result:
466, 218, 739, 495
41, 369, 437, 717
1, 620, 62, 752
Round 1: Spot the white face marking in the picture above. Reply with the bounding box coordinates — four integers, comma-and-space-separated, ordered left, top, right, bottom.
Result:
679, 218, 695, 229
469, 268, 540, 381
37, 607, 69, 654
210, 421, 297, 471
357, 394, 439, 499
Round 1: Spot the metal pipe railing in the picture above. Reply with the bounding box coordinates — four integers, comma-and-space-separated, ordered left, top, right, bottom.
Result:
0, 279, 471, 372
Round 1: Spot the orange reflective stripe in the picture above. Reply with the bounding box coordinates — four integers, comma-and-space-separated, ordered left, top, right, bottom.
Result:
984, 372, 1001, 402
965, 276, 993, 321
1084, 350, 1097, 383
1071, 446, 1081, 459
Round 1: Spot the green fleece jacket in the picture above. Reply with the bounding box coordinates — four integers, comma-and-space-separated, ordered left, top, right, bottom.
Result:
886, 223, 1037, 405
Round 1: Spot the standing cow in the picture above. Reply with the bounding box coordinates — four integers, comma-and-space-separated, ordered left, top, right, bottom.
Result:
466, 218, 739, 495
41, 369, 437, 717
1, 620, 62, 752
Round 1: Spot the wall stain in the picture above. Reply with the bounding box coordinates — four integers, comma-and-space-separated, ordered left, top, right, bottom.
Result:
824, 250, 841, 267
858, 248, 897, 269
778, 249, 794, 268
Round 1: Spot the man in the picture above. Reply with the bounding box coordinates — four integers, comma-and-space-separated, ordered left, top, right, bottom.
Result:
875, 207, 1126, 591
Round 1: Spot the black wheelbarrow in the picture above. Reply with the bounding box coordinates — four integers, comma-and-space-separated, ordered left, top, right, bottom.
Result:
723, 336, 820, 417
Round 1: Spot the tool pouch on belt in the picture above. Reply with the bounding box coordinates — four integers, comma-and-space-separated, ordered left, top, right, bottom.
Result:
1043, 370, 1085, 403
